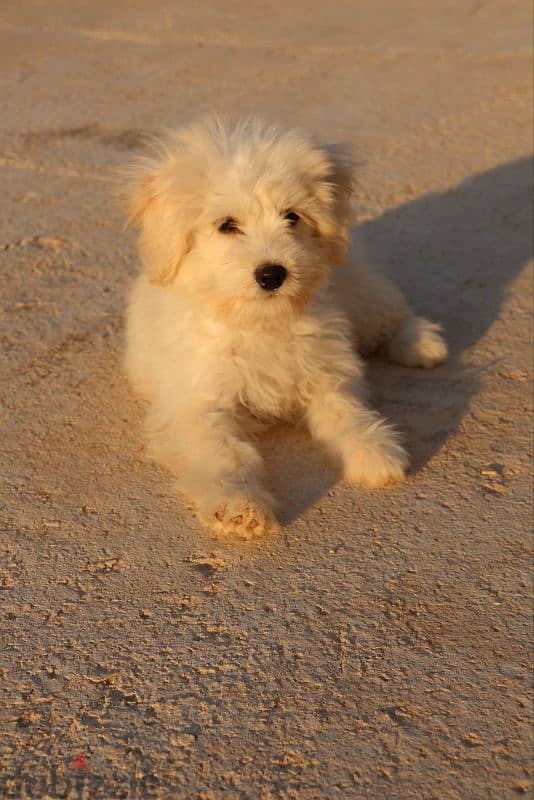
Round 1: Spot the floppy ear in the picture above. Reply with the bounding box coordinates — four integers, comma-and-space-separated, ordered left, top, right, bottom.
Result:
312, 144, 354, 266
125, 156, 197, 286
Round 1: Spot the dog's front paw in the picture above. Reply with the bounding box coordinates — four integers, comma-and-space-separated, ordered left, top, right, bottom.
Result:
200, 495, 279, 540
343, 428, 408, 489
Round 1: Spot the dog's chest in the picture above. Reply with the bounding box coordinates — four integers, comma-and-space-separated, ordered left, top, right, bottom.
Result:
230, 333, 303, 420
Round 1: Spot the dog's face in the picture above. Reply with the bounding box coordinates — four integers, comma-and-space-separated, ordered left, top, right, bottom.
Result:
126, 118, 353, 321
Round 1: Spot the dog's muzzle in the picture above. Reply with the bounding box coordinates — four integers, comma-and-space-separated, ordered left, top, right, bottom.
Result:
255, 263, 287, 292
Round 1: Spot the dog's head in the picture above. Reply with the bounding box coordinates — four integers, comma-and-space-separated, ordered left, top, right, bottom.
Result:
124, 117, 354, 320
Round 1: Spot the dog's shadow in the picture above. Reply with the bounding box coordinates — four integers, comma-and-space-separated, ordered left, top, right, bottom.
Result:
264, 157, 532, 524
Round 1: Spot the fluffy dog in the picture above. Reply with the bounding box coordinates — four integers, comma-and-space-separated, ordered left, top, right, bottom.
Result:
123, 117, 447, 538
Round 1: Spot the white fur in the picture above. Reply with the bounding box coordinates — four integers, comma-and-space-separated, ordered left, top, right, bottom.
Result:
123, 117, 447, 539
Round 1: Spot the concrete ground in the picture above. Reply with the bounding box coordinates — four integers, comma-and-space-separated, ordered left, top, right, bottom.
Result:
0, 1, 532, 798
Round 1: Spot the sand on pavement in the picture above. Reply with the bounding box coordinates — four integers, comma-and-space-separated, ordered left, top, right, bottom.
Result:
1, 2, 532, 798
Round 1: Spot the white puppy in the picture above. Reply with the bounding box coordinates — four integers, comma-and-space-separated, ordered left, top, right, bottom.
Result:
123, 117, 447, 538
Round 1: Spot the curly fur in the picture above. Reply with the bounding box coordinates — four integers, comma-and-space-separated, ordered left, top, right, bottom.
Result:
123, 116, 447, 539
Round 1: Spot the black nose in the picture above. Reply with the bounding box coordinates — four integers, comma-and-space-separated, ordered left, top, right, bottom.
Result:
255, 263, 288, 292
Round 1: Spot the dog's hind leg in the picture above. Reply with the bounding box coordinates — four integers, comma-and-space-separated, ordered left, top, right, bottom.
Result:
333, 242, 447, 368
385, 315, 448, 368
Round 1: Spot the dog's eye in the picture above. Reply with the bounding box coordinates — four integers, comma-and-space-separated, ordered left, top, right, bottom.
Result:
284, 211, 300, 227
218, 218, 240, 234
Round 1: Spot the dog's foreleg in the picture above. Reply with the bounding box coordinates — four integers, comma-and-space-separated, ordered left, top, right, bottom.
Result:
306, 384, 408, 488
147, 405, 278, 538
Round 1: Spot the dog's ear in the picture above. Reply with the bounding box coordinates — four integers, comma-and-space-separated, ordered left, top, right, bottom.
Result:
125, 156, 197, 286
312, 144, 354, 266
